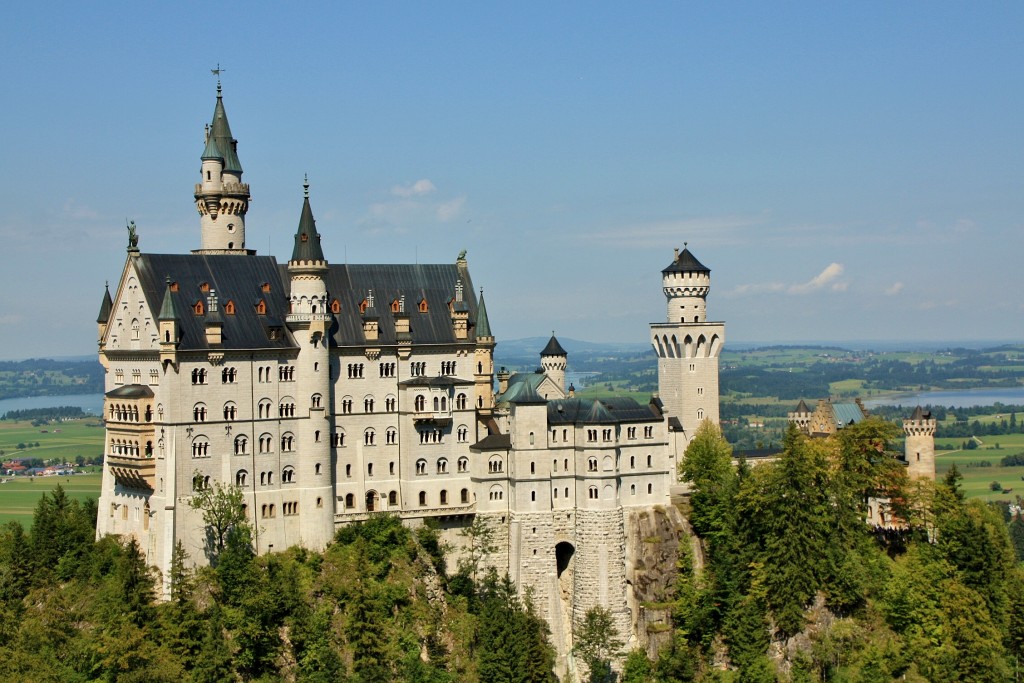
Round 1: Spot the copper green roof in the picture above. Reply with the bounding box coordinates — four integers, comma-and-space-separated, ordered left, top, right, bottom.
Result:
832, 402, 866, 427
541, 334, 566, 357
209, 91, 242, 173
290, 193, 325, 263
475, 290, 492, 337
201, 134, 223, 161
97, 284, 113, 324
662, 246, 710, 275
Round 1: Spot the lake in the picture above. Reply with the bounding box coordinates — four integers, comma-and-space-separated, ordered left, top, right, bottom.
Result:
863, 386, 1024, 409
0, 393, 105, 418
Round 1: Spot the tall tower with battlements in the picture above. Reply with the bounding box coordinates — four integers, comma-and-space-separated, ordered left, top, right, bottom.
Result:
904, 406, 936, 480
194, 83, 252, 253
650, 245, 725, 441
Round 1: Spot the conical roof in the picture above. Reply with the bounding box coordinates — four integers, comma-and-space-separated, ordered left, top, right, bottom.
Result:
290, 186, 325, 263
662, 246, 710, 275
208, 88, 243, 173
795, 399, 810, 413
201, 133, 223, 161
475, 290, 492, 337
541, 334, 566, 357
158, 279, 178, 321
97, 284, 113, 324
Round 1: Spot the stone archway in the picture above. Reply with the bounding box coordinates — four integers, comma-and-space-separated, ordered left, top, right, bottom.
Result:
555, 541, 575, 651
366, 490, 378, 512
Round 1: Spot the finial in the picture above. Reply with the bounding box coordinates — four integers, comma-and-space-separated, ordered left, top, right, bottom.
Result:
684, 241, 688, 248
303, 173, 309, 198
211, 64, 225, 95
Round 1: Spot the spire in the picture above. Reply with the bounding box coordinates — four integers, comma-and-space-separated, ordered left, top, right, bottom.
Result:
208, 86, 242, 173
201, 131, 223, 161
290, 176, 326, 263
158, 278, 178, 321
97, 282, 113, 324
662, 243, 710, 275
541, 333, 567, 357
475, 288, 492, 337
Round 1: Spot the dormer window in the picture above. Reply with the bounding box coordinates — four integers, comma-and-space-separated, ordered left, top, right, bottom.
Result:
330, 299, 341, 314
261, 282, 271, 293
224, 300, 235, 315
300, 233, 309, 242
199, 282, 210, 293
391, 299, 401, 313
255, 299, 267, 315
169, 281, 179, 292
359, 298, 368, 314
193, 300, 205, 315
418, 298, 428, 313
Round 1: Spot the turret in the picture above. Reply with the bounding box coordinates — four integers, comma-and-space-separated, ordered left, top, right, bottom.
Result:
158, 278, 180, 369
904, 406, 936, 480
97, 282, 113, 344
662, 244, 711, 324
540, 333, 567, 395
194, 83, 251, 253
474, 288, 496, 414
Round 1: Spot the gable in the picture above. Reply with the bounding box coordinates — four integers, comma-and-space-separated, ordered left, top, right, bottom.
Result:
104, 261, 159, 352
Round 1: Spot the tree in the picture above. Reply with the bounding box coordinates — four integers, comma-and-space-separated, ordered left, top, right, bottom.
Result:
458, 515, 497, 584
574, 606, 624, 683
188, 475, 250, 563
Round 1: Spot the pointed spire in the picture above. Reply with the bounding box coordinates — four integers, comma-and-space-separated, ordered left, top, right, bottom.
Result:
208, 85, 242, 173
97, 282, 113, 324
290, 177, 325, 263
475, 288, 492, 338
158, 278, 178, 321
662, 244, 710, 275
541, 333, 567, 357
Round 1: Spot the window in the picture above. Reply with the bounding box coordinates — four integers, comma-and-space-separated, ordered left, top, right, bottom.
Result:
630, 455, 635, 469
461, 488, 469, 504
488, 456, 503, 473
258, 399, 272, 419
389, 462, 395, 475
367, 463, 374, 477
647, 454, 653, 468
221, 367, 237, 383
530, 461, 535, 474
419, 491, 427, 506
410, 361, 426, 377
193, 403, 207, 422
312, 393, 322, 408
345, 493, 354, 509
531, 491, 536, 501
333, 431, 346, 447
191, 368, 208, 385
385, 395, 396, 412
331, 299, 341, 314
697, 408, 705, 420
283, 502, 298, 516
440, 490, 448, 505
386, 428, 397, 445
234, 435, 248, 455
588, 457, 597, 472
379, 362, 396, 378
644, 426, 653, 439
488, 485, 503, 501
191, 438, 210, 458
529, 431, 535, 445
437, 458, 448, 474
364, 429, 375, 446
648, 483, 653, 494
440, 361, 456, 376
627, 427, 636, 440
415, 395, 425, 412
281, 433, 295, 452
602, 428, 612, 442
223, 402, 237, 421
347, 363, 365, 379
342, 396, 353, 414
282, 466, 295, 483
279, 365, 295, 381
457, 457, 468, 473
364, 397, 374, 413
389, 491, 398, 506
456, 393, 467, 410
259, 433, 273, 453
457, 425, 468, 442
345, 464, 351, 477
279, 400, 295, 418
589, 486, 598, 499
587, 429, 597, 442
416, 459, 427, 475
315, 463, 322, 475
630, 484, 636, 495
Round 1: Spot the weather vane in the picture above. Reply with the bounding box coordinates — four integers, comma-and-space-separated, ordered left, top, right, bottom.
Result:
211, 63, 225, 92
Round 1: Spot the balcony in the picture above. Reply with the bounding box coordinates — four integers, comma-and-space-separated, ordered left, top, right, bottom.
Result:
107, 454, 156, 491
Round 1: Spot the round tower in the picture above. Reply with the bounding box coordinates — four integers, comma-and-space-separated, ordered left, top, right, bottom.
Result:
540, 333, 567, 396
904, 406, 936, 480
194, 83, 251, 253
650, 245, 725, 441
285, 179, 334, 549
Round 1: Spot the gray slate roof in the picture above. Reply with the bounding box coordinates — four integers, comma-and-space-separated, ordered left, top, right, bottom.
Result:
475, 290, 492, 337
106, 384, 155, 399
290, 194, 325, 263
97, 285, 113, 324
208, 91, 243, 173
662, 247, 710, 275
548, 397, 662, 425
541, 334, 567, 357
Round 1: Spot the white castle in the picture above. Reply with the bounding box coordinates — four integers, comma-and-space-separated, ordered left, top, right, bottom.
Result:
95, 86, 725, 664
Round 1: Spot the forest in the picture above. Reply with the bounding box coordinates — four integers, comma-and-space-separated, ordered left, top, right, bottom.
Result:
0, 359, 103, 400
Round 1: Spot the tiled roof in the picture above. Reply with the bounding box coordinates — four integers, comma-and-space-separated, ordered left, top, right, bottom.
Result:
662, 247, 710, 275
548, 397, 660, 425
541, 334, 567, 357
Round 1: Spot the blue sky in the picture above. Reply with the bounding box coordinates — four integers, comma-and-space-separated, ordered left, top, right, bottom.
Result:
1, 2, 1021, 359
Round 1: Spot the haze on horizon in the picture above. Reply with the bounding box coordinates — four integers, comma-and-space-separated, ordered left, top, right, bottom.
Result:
0, 2, 1021, 361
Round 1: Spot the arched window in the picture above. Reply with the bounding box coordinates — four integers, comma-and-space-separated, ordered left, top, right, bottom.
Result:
588, 457, 597, 472
364, 396, 374, 413
258, 399, 272, 419
315, 463, 322, 475
440, 490, 448, 505
364, 429, 375, 446
223, 402, 237, 421
236, 470, 248, 486
282, 466, 295, 483
389, 491, 398, 506
234, 435, 248, 455
193, 403, 207, 422
259, 433, 273, 453
437, 458, 448, 474
461, 488, 469, 504
647, 454, 652, 468
345, 493, 354, 509
333, 431, 346, 447
457, 456, 468, 473
312, 393, 322, 408
433, 396, 439, 411
415, 395, 425, 412
589, 486, 598, 499
419, 491, 427, 506
416, 459, 427, 475
281, 433, 295, 452
386, 428, 397, 445
488, 456, 503, 473
488, 485, 503, 501
456, 393, 467, 410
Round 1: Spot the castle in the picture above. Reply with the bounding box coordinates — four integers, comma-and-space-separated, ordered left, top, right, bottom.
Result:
95, 86, 725, 664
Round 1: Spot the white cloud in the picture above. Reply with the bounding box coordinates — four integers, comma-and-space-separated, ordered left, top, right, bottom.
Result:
788, 262, 844, 294
885, 282, 904, 296
391, 179, 436, 197
437, 196, 466, 222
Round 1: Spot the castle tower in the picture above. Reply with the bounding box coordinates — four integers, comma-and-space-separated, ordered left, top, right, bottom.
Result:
157, 278, 180, 370
96, 283, 113, 344
473, 288, 496, 416
193, 83, 251, 253
540, 333, 567, 395
789, 399, 812, 433
904, 406, 936, 480
650, 245, 725, 441
285, 179, 334, 549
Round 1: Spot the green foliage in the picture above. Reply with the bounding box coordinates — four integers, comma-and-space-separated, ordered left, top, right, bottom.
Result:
187, 476, 250, 564
574, 605, 624, 683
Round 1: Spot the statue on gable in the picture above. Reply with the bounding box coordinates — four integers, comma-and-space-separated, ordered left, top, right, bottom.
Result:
127, 220, 139, 249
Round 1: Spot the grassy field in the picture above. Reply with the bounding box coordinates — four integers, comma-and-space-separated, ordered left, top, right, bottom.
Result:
936, 432, 1024, 503
0, 418, 104, 465
0, 473, 102, 527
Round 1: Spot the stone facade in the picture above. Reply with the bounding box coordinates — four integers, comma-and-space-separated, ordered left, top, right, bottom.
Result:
95, 87, 723, 677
